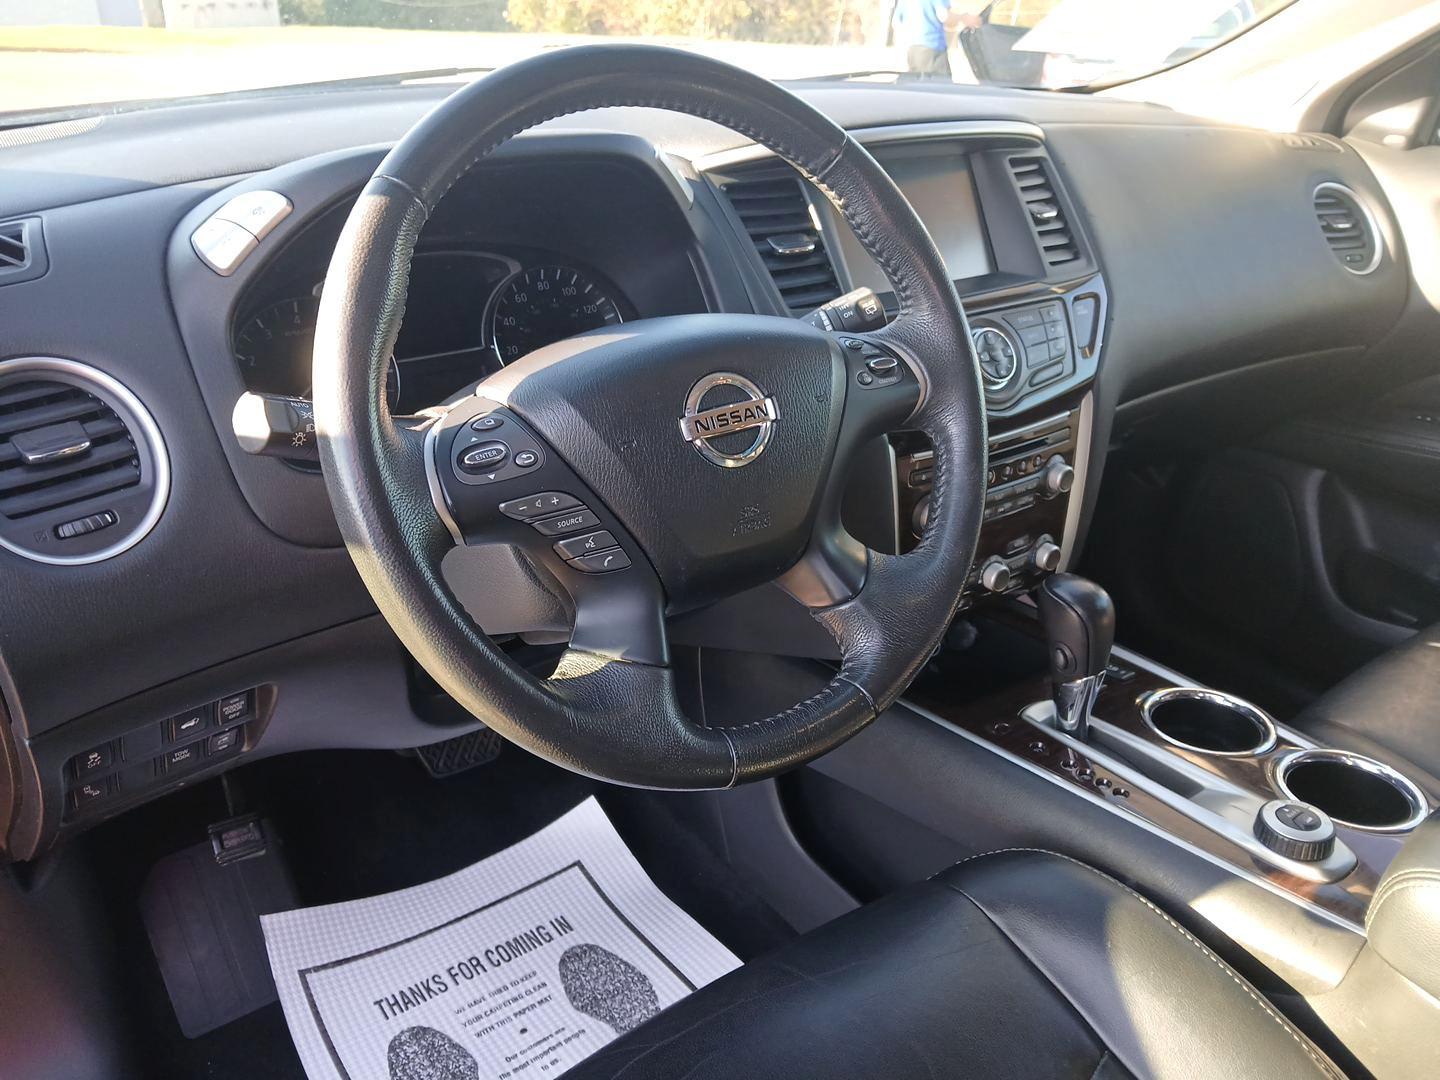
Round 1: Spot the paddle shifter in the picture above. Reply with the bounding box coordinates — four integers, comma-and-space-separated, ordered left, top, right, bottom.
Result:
1036, 574, 1115, 742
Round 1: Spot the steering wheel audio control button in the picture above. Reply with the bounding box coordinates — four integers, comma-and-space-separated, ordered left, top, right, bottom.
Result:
571, 548, 632, 574
499, 492, 581, 520
554, 530, 617, 559
531, 509, 600, 536
513, 450, 540, 469
458, 441, 508, 472
470, 415, 503, 432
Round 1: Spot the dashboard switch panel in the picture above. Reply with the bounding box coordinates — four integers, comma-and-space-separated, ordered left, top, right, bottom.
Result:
62, 687, 262, 820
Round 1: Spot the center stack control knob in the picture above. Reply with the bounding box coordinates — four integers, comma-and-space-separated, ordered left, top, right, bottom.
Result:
1042, 455, 1074, 497
1032, 539, 1062, 573
1254, 800, 1336, 862
979, 558, 1012, 593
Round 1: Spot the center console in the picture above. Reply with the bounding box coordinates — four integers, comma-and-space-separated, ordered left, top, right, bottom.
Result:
912, 579, 1439, 930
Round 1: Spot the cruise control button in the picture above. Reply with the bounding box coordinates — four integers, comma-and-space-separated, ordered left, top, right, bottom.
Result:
531, 509, 600, 536
553, 530, 617, 559
865, 355, 899, 376
499, 492, 581, 521
458, 442, 508, 472
513, 449, 540, 469
571, 548, 631, 573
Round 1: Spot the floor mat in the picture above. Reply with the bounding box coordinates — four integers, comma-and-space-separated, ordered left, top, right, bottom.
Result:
263, 797, 741, 1080
80, 744, 797, 1079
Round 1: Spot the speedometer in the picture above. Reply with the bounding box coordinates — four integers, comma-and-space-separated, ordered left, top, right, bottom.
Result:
489, 265, 623, 365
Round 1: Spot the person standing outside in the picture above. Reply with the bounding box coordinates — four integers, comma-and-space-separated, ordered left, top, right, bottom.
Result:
893, 0, 983, 79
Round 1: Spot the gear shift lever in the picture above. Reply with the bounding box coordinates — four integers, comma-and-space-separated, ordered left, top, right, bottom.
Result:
1036, 574, 1115, 741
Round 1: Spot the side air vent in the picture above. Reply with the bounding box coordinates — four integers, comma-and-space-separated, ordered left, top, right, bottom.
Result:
0, 217, 49, 286
1313, 182, 1381, 274
1007, 156, 1082, 271
0, 358, 169, 564
720, 169, 840, 315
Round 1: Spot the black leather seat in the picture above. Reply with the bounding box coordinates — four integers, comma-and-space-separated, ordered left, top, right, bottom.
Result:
1293, 622, 1440, 783
569, 850, 1341, 1080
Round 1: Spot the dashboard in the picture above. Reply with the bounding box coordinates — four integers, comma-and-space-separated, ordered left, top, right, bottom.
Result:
0, 76, 1424, 859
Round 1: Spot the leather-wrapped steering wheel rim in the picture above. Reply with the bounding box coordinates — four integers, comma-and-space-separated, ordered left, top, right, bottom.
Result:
312, 44, 987, 789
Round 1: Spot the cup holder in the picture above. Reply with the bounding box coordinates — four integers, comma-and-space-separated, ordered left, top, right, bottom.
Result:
1276, 749, 1430, 832
1140, 688, 1278, 756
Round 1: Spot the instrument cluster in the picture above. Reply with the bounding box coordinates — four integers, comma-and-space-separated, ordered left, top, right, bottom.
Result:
232, 250, 629, 413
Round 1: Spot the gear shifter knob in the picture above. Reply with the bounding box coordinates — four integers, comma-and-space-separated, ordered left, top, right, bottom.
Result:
1036, 574, 1115, 740
1037, 574, 1115, 680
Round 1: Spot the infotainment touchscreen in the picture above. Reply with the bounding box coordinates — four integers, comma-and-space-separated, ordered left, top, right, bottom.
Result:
830, 147, 993, 292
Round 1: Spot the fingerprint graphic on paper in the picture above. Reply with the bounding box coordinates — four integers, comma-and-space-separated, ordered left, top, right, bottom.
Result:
387, 1026, 479, 1080
557, 943, 660, 1034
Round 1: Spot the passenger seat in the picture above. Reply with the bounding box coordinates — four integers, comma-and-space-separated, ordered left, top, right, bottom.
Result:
1291, 623, 1440, 783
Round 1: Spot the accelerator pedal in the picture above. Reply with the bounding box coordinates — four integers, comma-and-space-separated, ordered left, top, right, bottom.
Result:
415, 727, 505, 778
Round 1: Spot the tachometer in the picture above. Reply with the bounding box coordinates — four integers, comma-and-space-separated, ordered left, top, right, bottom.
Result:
234, 293, 399, 408
234, 295, 319, 399
489, 265, 623, 365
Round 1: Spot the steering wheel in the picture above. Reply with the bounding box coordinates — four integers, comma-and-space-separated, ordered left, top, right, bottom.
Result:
312, 45, 986, 789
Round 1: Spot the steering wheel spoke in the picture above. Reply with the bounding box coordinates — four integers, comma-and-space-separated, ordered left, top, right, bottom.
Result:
426, 395, 669, 665
777, 332, 923, 609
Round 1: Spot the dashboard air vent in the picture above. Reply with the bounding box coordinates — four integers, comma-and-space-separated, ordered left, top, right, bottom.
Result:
721, 169, 840, 315
0, 381, 139, 518
0, 358, 169, 564
1007, 156, 1081, 271
1313, 183, 1380, 274
0, 217, 48, 286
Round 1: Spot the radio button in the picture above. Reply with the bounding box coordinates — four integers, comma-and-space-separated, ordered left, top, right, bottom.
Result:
500, 492, 581, 520
531, 509, 600, 536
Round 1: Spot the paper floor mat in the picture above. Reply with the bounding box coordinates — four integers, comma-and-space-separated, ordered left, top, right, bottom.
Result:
263, 797, 741, 1080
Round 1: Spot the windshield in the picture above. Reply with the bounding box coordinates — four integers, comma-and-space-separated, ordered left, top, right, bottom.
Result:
6, 0, 1297, 119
